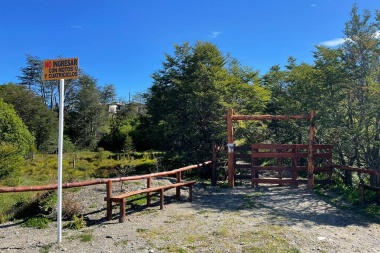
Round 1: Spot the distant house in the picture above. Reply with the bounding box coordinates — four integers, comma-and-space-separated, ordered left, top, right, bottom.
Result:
108, 102, 145, 115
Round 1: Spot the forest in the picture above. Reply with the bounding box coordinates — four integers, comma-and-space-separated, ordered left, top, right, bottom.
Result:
1, 5, 380, 188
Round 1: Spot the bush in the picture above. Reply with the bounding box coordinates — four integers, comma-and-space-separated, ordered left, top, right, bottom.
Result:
62, 192, 83, 219
64, 215, 86, 230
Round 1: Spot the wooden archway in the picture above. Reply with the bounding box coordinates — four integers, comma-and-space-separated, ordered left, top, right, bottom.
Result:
226, 109, 316, 189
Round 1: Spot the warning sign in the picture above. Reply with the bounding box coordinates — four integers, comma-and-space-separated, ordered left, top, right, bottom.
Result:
43, 58, 79, 81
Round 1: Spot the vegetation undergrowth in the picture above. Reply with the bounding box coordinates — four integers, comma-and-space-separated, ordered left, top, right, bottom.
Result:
314, 174, 380, 218
0, 151, 159, 223
21, 215, 51, 229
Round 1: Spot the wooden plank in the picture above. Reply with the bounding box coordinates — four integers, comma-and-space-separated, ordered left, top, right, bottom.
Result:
234, 146, 251, 151
234, 154, 251, 159
232, 114, 310, 121
251, 144, 300, 149
332, 165, 377, 175
252, 178, 294, 184
307, 110, 316, 189
314, 153, 332, 158
251, 166, 294, 171
252, 152, 299, 158
227, 108, 234, 189
110, 181, 196, 201
235, 164, 251, 168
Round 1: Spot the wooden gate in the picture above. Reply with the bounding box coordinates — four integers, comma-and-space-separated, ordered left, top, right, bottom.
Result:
234, 144, 333, 187
226, 109, 317, 189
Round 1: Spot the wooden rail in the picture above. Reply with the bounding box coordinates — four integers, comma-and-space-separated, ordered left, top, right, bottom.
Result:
233, 144, 333, 187
332, 165, 380, 205
0, 161, 211, 193
0, 161, 211, 220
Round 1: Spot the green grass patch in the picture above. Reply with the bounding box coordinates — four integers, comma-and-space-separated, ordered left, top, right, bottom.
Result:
39, 243, 53, 253
63, 215, 86, 230
78, 230, 93, 242
0, 151, 159, 223
22, 216, 51, 229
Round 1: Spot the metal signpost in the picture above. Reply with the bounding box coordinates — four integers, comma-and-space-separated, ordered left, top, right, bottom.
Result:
43, 58, 79, 243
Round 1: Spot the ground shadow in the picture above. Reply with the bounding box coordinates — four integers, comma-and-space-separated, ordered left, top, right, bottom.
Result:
187, 182, 379, 228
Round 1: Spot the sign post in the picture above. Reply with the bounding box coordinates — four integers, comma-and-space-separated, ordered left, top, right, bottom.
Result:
43, 58, 78, 243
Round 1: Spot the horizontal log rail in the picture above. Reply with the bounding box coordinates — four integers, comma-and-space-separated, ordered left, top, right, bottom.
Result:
229, 114, 311, 121
331, 165, 378, 176
0, 161, 212, 194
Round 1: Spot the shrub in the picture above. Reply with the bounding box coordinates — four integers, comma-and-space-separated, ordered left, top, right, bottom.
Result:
64, 215, 86, 230
62, 192, 83, 219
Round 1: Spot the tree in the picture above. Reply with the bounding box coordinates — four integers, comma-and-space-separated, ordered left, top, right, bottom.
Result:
339, 5, 380, 183
99, 84, 116, 105
0, 99, 35, 179
0, 83, 58, 152
65, 74, 108, 150
143, 42, 270, 167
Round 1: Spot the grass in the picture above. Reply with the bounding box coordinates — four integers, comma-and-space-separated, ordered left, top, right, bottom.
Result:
63, 215, 86, 230
21, 216, 51, 229
78, 230, 93, 242
0, 151, 158, 223
39, 243, 53, 253
314, 174, 380, 218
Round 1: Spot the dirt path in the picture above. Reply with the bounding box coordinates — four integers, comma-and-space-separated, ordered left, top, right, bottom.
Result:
1, 181, 380, 253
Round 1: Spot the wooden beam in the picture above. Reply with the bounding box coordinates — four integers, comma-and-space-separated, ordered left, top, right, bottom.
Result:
232, 114, 310, 121
227, 108, 234, 188
307, 110, 316, 190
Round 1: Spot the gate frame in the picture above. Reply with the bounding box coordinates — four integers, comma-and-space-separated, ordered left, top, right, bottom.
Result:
226, 108, 316, 189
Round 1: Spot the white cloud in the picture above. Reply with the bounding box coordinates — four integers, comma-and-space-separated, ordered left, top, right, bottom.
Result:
208, 31, 222, 39
321, 31, 380, 47
320, 38, 346, 47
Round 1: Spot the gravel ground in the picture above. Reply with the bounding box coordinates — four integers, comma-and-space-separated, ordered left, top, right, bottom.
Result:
1, 179, 380, 253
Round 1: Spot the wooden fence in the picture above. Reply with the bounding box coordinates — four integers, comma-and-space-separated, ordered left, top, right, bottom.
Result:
233, 144, 333, 187
0, 161, 212, 219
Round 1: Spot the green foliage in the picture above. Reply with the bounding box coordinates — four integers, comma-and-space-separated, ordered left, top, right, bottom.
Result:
0, 99, 35, 179
143, 41, 270, 167
21, 215, 51, 229
0, 83, 58, 152
64, 215, 86, 230
78, 230, 93, 242
65, 74, 108, 151
0, 143, 23, 179
0, 99, 35, 155
39, 243, 53, 253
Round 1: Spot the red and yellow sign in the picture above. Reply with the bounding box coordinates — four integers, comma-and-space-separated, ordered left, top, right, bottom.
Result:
43, 58, 79, 81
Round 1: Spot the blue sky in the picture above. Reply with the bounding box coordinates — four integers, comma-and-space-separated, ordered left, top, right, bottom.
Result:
0, 0, 378, 101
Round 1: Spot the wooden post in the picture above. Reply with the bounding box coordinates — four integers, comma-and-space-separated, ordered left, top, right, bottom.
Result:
106, 180, 113, 221
278, 148, 283, 186
188, 184, 193, 201
147, 177, 152, 206
211, 142, 217, 186
227, 108, 234, 188
307, 110, 316, 190
176, 171, 181, 199
251, 146, 258, 188
292, 147, 298, 188
119, 198, 126, 223
360, 184, 365, 205
377, 172, 380, 205
160, 189, 164, 209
